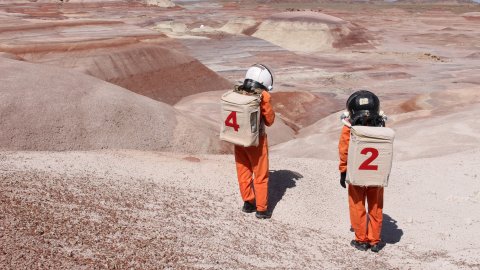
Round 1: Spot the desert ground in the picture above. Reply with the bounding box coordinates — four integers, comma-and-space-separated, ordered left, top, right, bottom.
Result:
1, 0, 480, 269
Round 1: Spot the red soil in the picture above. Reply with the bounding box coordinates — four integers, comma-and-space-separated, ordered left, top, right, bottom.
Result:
272, 91, 341, 131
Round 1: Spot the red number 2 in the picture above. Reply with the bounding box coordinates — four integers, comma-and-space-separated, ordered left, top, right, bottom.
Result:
358, 148, 379, 170
225, 111, 240, 132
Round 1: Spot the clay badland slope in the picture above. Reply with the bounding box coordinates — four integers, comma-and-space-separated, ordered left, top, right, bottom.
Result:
0, 56, 228, 153
252, 11, 373, 52
26, 43, 233, 105
0, 17, 231, 105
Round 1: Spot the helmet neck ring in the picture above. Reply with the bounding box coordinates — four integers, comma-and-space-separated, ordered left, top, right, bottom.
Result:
242, 79, 267, 92
351, 110, 384, 127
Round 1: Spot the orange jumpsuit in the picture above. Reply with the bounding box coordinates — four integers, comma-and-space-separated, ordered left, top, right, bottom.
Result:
234, 90, 275, 212
338, 125, 384, 245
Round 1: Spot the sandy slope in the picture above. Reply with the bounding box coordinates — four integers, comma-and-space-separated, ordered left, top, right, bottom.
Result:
0, 57, 228, 153
271, 88, 480, 161
0, 17, 231, 105
28, 43, 232, 105
1, 149, 479, 269
252, 11, 372, 52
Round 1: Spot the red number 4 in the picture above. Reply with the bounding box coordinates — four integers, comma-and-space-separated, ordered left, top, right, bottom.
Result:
225, 111, 240, 132
359, 147, 379, 170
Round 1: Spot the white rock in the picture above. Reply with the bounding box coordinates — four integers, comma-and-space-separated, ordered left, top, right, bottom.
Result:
145, 0, 175, 7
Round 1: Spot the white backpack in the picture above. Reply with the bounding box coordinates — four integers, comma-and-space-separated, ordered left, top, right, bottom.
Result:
346, 126, 395, 187
220, 90, 261, 147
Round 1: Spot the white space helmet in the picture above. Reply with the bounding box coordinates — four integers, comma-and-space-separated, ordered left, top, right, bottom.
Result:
243, 64, 274, 91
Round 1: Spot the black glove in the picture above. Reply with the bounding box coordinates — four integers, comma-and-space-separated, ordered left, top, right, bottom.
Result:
340, 172, 347, 189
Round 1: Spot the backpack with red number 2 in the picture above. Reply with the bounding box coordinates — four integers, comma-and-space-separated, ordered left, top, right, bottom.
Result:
347, 126, 395, 187
220, 90, 261, 147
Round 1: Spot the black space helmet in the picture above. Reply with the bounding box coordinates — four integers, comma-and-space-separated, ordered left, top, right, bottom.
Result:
346, 90, 384, 127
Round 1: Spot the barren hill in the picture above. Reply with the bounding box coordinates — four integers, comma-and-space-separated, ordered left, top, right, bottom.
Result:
252, 11, 373, 52
0, 57, 228, 153
0, 17, 231, 105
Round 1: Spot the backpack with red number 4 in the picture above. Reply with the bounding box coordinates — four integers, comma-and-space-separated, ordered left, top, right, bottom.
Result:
347, 126, 395, 187
220, 90, 261, 147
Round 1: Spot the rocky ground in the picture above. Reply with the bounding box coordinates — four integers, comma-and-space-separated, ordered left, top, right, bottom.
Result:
1, 150, 479, 269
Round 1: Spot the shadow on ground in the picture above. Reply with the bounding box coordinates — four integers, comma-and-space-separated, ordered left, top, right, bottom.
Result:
268, 170, 303, 213
382, 213, 403, 244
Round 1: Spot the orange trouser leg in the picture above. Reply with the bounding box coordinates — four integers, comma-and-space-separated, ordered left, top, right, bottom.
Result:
251, 136, 269, 212
366, 187, 384, 245
348, 185, 368, 242
234, 135, 269, 211
234, 145, 255, 204
348, 185, 384, 244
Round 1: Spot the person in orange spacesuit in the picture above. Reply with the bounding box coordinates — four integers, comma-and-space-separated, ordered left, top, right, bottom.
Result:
338, 90, 386, 252
235, 64, 275, 219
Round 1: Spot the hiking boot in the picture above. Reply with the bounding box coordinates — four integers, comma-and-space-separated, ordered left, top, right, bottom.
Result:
350, 240, 371, 251
242, 201, 256, 213
255, 210, 272, 219
370, 243, 383, 253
